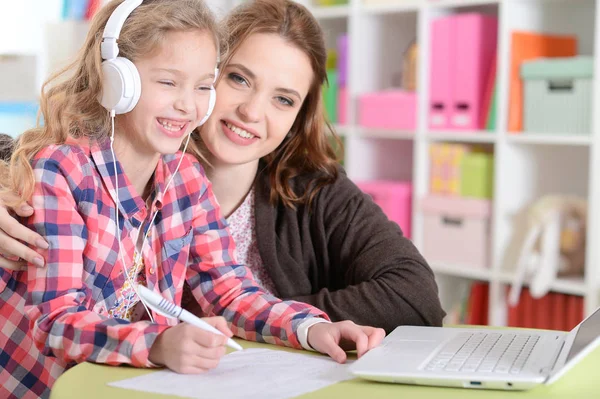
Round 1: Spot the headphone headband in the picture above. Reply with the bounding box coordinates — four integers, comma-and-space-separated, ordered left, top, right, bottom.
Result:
101, 0, 144, 60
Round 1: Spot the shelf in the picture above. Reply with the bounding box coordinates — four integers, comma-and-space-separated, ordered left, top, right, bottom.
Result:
551, 277, 587, 296
309, 5, 350, 19
506, 133, 592, 147
352, 126, 415, 140
430, 262, 493, 281
426, 0, 501, 8
427, 130, 496, 143
434, 264, 586, 296
499, 272, 587, 296
361, 1, 421, 15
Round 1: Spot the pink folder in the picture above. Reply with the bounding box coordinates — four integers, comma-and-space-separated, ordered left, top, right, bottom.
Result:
429, 16, 455, 130
451, 13, 498, 130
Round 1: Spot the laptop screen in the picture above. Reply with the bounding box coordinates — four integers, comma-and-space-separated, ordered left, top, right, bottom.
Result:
566, 307, 600, 363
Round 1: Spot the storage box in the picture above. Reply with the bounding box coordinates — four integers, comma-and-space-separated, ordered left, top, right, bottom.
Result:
460, 152, 494, 199
358, 90, 416, 130
429, 143, 471, 196
421, 196, 492, 269
521, 56, 594, 134
323, 69, 338, 123
356, 181, 412, 238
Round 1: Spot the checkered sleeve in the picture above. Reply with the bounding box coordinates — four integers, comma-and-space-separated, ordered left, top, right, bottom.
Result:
24, 147, 170, 367
184, 162, 329, 349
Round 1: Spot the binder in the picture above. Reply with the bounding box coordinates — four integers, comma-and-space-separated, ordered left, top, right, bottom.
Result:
429, 16, 454, 130
451, 13, 498, 130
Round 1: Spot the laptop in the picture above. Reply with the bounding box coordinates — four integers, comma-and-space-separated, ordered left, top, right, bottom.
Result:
350, 306, 600, 391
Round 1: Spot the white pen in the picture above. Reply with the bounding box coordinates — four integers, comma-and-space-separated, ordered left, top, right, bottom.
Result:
137, 285, 243, 351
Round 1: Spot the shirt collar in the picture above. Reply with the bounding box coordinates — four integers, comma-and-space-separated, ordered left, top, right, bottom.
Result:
70, 136, 182, 220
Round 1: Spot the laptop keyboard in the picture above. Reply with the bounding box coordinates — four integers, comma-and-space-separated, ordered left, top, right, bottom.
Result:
425, 332, 540, 374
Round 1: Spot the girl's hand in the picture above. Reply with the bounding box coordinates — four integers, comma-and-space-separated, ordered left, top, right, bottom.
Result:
0, 196, 48, 271
307, 320, 385, 363
149, 316, 233, 374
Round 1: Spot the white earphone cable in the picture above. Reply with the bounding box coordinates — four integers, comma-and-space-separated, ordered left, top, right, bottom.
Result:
109, 110, 155, 323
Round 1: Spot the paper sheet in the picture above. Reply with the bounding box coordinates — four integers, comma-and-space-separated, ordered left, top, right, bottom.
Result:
108, 348, 355, 398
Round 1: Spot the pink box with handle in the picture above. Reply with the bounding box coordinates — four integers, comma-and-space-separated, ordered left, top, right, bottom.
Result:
421, 195, 491, 269
358, 90, 416, 130
356, 180, 412, 238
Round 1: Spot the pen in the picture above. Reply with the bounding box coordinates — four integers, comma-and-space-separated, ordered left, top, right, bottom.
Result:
137, 285, 243, 351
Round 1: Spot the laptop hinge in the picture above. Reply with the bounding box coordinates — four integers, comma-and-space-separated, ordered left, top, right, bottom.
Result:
541, 338, 565, 376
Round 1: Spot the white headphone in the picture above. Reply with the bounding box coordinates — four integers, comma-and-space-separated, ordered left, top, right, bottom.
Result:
99, 0, 217, 126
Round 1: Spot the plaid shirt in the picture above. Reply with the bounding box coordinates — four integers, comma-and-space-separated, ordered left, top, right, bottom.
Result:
0, 137, 327, 398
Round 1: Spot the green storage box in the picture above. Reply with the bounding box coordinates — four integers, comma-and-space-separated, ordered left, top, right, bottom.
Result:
315, 0, 349, 5
327, 133, 345, 166
460, 152, 494, 199
323, 69, 338, 123
521, 56, 594, 134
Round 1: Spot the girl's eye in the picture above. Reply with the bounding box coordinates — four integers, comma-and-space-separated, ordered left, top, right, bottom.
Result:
228, 73, 248, 86
197, 85, 213, 91
276, 96, 294, 107
159, 80, 175, 87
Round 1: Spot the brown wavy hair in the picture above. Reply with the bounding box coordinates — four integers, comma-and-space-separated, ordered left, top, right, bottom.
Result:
219, 0, 343, 208
0, 0, 218, 207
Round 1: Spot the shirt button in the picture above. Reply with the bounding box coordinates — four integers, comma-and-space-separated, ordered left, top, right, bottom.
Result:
149, 267, 155, 275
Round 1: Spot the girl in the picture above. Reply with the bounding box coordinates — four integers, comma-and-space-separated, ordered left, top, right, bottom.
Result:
0, 0, 444, 334
0, 1, 384, 398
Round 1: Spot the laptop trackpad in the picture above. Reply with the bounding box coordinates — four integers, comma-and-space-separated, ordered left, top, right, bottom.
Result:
383, 340, 440, 356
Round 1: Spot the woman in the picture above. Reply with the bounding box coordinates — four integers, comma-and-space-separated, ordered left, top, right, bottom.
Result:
0, 0, 445, 333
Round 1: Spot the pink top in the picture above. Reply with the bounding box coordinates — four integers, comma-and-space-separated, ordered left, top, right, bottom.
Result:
226, 188, 279, 296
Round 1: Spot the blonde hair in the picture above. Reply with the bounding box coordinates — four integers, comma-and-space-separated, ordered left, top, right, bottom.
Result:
212, 0, 342, 208
0, 0, 218, 207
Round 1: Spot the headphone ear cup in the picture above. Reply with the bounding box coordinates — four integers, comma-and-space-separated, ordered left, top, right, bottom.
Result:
100, 57, 141, 114
198, 86, 216, 126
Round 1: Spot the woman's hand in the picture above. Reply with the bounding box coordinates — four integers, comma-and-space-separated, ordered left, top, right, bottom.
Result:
149, 316, 233, 374
307, 320, 385, 363
0, 196, 48, 271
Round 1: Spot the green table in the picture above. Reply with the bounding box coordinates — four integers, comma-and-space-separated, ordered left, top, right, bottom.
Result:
51, 337, 600, 398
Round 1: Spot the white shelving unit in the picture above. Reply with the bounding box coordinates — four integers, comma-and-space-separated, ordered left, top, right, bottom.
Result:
5, 0, 598, 327
304, 0, 600, 327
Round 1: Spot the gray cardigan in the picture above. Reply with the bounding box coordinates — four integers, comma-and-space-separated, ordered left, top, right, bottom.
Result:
253, 165, 446, 333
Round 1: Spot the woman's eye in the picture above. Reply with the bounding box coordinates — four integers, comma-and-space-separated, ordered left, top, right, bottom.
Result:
159, 80, 175, 87
228, 73, 248, 86
276, 96, 294, 107
197, 85, 212, 91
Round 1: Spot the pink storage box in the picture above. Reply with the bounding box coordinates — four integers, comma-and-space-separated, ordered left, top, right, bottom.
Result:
358, 90, 416, 130
421, 195, 491, 269
356, 180, 412, 238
